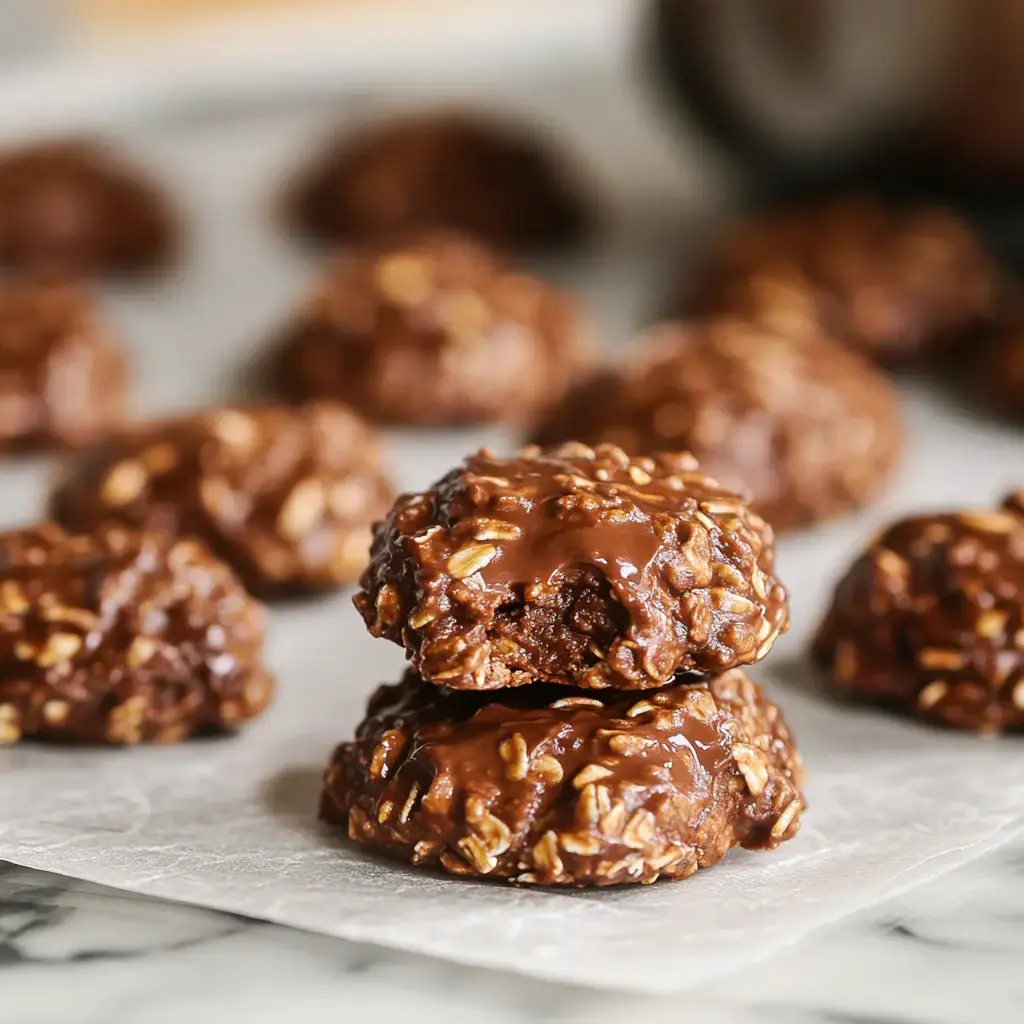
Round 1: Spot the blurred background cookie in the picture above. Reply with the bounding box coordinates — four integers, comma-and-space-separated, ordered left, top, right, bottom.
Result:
0, 522, 273, 745
532, 318, 901, 534
0, 140, 176, 276
53, 402, 393, 598
287, 112, 591, 252
683, 198, 1003, 368
0, 278, 127, 452
813, 499, 1024, 732
270, 232, 584, 427
978, 298, 1024, 419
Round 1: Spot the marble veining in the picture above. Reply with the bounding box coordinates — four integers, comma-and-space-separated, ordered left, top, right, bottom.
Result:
2, 841, 1022, 1024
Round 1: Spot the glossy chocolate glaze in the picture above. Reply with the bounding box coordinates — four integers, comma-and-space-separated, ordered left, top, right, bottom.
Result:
322, 668, 805, 887
357, 443, 788, 690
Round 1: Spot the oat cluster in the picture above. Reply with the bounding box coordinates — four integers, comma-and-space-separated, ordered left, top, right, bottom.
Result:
323, 668, 804, 886
0, 141, 175, 275
532, 319, 901, 533
288, 112, 588, 252
356, 442, 788, 690
0, 279, 126, 451
688, 197, 1001, 367
0, 523, 273, 745
53, 402, 393, 597
271, 232, 582, 426
814, 497, 1024, 732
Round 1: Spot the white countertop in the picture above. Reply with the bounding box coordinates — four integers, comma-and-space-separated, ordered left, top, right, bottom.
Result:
4, 844, 1021, 1023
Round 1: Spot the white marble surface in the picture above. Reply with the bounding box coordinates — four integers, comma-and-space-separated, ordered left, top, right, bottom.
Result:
3, 843, 1022, 1023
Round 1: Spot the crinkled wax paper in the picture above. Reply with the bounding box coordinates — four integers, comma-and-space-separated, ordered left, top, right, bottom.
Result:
2, 105, 1024, 994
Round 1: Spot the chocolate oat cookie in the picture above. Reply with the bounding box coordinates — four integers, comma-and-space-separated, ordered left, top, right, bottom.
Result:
813, 498, 1024, 731
288, 113, 588, 251
52, 403, 393, 598
356, 443, 788, 691
687, 197, 1001, 367
321, 668, 804, 886
532, 319, 901, 534
0, 279, 127, 451
978, 301, 1024, 418
0, 140, 175, 275
271, 232, 582, 426
0, 523, 273, 745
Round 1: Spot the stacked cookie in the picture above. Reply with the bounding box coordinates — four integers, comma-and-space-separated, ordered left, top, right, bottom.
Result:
321, 442, 806, 887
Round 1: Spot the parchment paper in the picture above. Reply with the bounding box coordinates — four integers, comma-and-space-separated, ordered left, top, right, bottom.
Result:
2, 97, 1024, 995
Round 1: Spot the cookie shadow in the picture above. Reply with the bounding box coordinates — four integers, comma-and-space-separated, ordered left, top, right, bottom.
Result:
261, 764, 443, 873
760, 653, 831, 701
224, 339, 276, 406
261, 764, 330, 842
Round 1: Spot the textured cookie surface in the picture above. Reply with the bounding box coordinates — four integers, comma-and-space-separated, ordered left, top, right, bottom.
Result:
814, 498, 1024, 731
322, 668, 804, 887
356, 443, 788, 690
0, 523, 273, 745
687, 198, 1000, 367
53, 403, 393, 597
271, 232, 582, 426
532, 319, 901, 533
0, 279, 127, 451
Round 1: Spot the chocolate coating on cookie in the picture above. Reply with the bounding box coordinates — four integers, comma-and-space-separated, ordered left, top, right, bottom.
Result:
52, 403, 393, 598
532, 319, 901, 534
0, 523, 273, 745
289, 113, 588, 251
321, 668, 804, 887
356, 443, 788, 691
0, 141, 175, 275
0, 279, 127, 451
813, 500, 1024, 732
687, 198, 1001, 366
271, 233, 582, 426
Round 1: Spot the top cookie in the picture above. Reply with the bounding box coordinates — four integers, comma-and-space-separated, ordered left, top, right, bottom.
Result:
356, 443, 788, 690
687, 197, 1001, 367
288, 112, 588, 252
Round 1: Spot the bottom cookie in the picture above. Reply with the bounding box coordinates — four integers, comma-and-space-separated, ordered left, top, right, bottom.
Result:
321, 669, 805, 887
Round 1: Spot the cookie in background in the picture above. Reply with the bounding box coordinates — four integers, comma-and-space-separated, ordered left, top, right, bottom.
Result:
52, 402, 393, 598
0, 277, 127, 452
532, 317, 901, 535
269, 232, 586, 428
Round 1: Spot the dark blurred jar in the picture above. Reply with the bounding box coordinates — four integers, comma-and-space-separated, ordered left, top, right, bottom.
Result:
649, 0, 1024, 195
